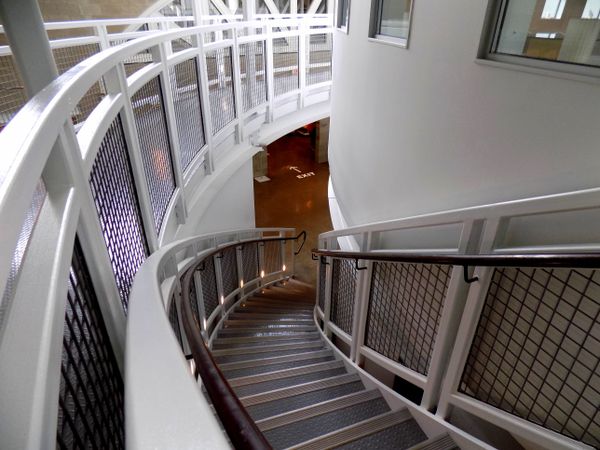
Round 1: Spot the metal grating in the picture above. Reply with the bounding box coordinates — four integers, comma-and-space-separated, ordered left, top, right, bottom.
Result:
171, 36, 194, 53
169, 58, 206, 171
0, 55, 27, 129
460, 267, 600, 448
0, 180, 46, 334
111, 39, 152, 77
200, 256, 219, 318
56, 238, 124, 450
220, 247, 239, 297
366, 262, 451, 375
318, 260, 326, 311
168, 293, 184, 349
53, 44, 105, 124
273, 36, 299, 96
306, 33, 332, 85
205, 47, 236, 134
89, 116, 149, 312
131, 76, 177, 231
330, 259, 357, 335
263, 240, 283, 275
242, 242, 259, 283
239, 41, 267, 112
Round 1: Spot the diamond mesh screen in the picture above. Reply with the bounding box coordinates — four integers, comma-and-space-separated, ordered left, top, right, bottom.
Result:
240, 41, 267, 112
273, 36, 299, 96
200, 257, 219, 318
366, 262, 451, 375
169, 58, 206, 171
242, 242, 259, 283
56, 238, 124, 450
330, 259, 357, 335
206, 47, 236, 134
89, 116, 149, 312
307, 33, 332, 85
263, 240, 283, 275
168, 293, 184, 349
318, 260, 326, 312
0, 55, 27, 129
220, 247, 239, 297
460, 267, 600, 448
131, 76, 177, 231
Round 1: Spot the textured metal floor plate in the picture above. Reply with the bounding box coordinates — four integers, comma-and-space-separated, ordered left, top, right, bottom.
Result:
407, 434, 457, 450
337, 417, 429, 450
234, 368, 348, 397
212, 335, 321, 350
257, 389, 381, 431
264, 397, 390, 449
219, 349, 333, 370
223, 355, 335, 379
287, 409, 412, 450
229, 360, 344, 387
212, 340, 324, 356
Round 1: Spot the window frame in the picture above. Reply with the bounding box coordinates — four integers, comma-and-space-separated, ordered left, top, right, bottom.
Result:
336, 0, 351, 33
368, 0, 414, 49
481, 0, 600, 79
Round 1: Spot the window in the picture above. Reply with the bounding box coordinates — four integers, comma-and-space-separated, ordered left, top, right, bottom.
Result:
336, 0, 351, 31
486, 0, 600, 73
369, 0, 414, 47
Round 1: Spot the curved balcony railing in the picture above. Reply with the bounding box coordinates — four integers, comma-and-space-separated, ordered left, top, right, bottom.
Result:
314, 187, 600, 450
0, 17, 330, 448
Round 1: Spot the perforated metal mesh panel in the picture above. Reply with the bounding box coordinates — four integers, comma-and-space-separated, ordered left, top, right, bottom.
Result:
56, 238, 124, 450
273, 36, 299, 96
460, 267, 600, 448
200, 257, 219, 318
131, 76, 177, 230
307, 33, 332, 85
0, 55, 27, 128
171, 37, 194, 53
168, 293, 184, 349
0, 180, 46, 335
366, 262, 451, 375
242, 242, 259, 283
111, 39, 152, 77
89, 116, 149, 311
53, 44, 105, 123
239, 41, 267, 112
263, 241, 283, 275
318, 261, 326, 311
330, 259, 357, 335
206, 47, 236, 133
169, 58, 206, 171
220, 247, 239, 297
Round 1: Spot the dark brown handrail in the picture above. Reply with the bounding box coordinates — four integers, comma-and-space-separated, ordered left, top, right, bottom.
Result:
176, 231, 306, 450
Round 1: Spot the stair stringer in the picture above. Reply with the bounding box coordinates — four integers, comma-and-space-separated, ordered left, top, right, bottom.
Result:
312, 307, 496, 450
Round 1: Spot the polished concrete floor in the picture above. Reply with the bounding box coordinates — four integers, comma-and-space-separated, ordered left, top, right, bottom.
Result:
254, 131, 332, 286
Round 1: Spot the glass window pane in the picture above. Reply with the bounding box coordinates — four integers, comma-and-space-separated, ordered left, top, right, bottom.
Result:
495, 0, 600, 68
379, 0, 413, 40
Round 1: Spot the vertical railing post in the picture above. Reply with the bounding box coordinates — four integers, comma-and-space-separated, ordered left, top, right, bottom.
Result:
154, 41, 188, 225
236, 244, 245, 289
349, 232, 370, 362
258, 241, 266, 284
193, 270, 208, 337
214, 252, 226, 317
265, 23, 275, 123
322, 237, 335, 339
280, 229, 287, 275
194, 30, 216, 173
231, 27, 245, 143
298, 20, 307, 110
95, 25, 110, 51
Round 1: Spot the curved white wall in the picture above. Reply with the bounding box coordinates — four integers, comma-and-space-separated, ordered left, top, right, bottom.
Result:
328, 1, 600, 227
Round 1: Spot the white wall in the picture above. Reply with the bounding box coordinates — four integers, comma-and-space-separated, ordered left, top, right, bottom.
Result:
328, 0, 600, 227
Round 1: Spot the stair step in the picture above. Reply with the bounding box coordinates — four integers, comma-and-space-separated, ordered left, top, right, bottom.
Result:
212, 340, 324, 357
264, 396, 390, 449
407, 434, 458, 450
241, 373, 361, 407
219, 349, 333, 371
245, 296, 311, 306
233, 366, 348, 398
228, 312, 313, 321
214, 346, 327, 365
257, 389, 381, 431
234, 306, 314, 315
221, 351, 334, 379
211, 334, 321, 349
287, 409, 413, 450
217, 330, 318, 340
229, 360, 344, 387
224, 319, 314, 327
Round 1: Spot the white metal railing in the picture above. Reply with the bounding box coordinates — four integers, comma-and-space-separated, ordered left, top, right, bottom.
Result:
0, 17, 331, 448
316, 185, 600, 450
127, 227, 295, 449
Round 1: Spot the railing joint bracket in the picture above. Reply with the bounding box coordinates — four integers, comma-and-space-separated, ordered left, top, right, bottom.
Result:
463, 265, 479, 284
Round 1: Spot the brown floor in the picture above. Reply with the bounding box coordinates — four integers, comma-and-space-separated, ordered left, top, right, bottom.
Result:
254, 131, 333, 286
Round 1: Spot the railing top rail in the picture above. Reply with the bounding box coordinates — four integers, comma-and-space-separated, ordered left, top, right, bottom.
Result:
313, 248, 600, 268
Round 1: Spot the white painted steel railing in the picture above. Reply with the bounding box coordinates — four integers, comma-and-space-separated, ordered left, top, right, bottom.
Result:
316, 186, 600, 450
0, 17, 331, 448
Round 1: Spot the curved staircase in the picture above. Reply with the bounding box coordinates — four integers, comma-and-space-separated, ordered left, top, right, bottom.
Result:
209, 279, 460, 450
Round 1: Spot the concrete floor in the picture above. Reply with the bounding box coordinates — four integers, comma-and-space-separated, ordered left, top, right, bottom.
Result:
254, 131, 332, 286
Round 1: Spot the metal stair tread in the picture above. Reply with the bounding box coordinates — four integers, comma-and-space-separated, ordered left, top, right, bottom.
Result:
228, 360, 345, 387
285, 409, 412, 450
240, 373, 362, 406
406, 434, 458, 450
218, 349, 333, 371
257, 389, 381, 431
211, 341, 325, 356
223, 322, 316, 330
228, 313, 314, 320
211, 335, 321, 349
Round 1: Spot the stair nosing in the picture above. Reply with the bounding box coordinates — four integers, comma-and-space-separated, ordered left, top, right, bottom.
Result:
407, 434, 456, 450
256, 389, 381, 432
229, 360, 344, 387
285, 409, 412, 450
240, 373, 361, 406
212, 333, 320, 345
219, 349, 332, 371
212, 341, 324, 356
